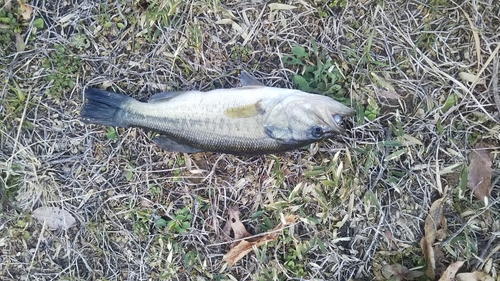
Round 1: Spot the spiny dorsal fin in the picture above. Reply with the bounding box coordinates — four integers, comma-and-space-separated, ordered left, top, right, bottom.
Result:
240, 70, 264, 86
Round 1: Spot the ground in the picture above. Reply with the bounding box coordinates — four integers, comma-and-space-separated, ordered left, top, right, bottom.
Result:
0, 0, 499, 280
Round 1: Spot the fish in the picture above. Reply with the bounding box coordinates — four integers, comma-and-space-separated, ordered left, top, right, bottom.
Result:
80, 71, 354, 154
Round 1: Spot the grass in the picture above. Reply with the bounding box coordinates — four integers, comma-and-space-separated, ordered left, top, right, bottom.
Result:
1, 0, 499, 280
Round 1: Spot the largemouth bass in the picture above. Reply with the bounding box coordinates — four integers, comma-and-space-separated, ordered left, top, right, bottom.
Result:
80, 71, 354, 154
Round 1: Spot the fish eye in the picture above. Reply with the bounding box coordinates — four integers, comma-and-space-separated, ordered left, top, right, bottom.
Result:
311, 127, 324, 138
333, 114, 343, 123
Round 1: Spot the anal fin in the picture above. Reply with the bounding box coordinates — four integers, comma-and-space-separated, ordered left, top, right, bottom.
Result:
153, 135, 204, 153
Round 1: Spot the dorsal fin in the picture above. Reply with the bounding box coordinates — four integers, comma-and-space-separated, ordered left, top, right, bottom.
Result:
241, 70, 264, 86
148, 91, 185, 103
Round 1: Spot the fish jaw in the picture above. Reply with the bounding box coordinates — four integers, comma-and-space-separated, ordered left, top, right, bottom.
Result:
316, 98, 355, 135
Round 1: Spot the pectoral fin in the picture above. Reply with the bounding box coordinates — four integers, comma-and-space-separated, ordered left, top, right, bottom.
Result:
153, 135, 204, 153
224, 101, 264, 118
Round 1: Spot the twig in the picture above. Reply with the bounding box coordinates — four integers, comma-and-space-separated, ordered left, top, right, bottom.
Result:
491, 53, 500, 120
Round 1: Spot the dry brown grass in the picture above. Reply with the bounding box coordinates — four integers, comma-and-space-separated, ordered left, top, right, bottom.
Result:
1, 0, 499, 280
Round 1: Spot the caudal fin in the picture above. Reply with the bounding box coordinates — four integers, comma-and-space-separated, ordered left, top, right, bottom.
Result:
81, 88, 134, 127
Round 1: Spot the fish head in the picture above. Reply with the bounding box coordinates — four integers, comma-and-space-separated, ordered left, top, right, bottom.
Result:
264, 92, 354, 145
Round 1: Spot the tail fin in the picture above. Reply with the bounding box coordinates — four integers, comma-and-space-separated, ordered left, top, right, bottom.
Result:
81, 88, 134, 127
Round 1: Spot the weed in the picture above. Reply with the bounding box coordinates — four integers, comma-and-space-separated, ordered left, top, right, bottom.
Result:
0, 2, 44, 56
0, 164, 23, 211
106, 127, 118, 140
132, 206, 192, 237
280, 229, 317, 278
167, 156, 184, 181
452, 165, 468, 203
282, 41, 348, 103
230, 45, 252, 61
316, 0, 347, 18
93, 3, 127, 37
156, 207, 192, 235
139, 0, 184, 40
364, 96, 380, 121
131, 208, 152, 235
69, 33, 90, 50
255, 266, 287, 281
416, 24, 437, 50
149, 183, 162, 195
42, 45, 82, 97
282, 246, 306, 277
0, 8, 20, 54
446, 231, 478, 263
440, 93, 457, 114
187, 21, 203, 51
125, 164, 134, 181
3, 84, 36, 129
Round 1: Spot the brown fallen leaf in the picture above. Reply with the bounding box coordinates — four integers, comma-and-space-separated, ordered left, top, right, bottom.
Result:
467, 142, 493, 206
4, 0, 12, 12
381, 264, 409, 280
222, 209, 298, 266
420, 197, 447, 280
15, 33, 25, 52
18, 0, 33, 20
456, 271, 495, 281
438, 261, 464, 281
376, 89, 402, 100
222, 206, 252, 247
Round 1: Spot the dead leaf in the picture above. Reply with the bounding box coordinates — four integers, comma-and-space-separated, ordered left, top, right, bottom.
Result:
434, 246, 447, 277
459, 72, 485, 85
215, 19, 234, 25
15, 33, 25, 52
376, 89, 402, 100
370, 72, 395, 92
4, 0, 12, 12
456, 271, 495, 281
459, 72, 478, 83
33, 206, 77, 230
438, 261, 464, 281
381, 264, 409, 280
222, 207, 298, 266
18, 0, 33, 20
268, 3, 297, 10
467, 142, 493, 206
420, 197, 447, 280
222, 206, 252, 247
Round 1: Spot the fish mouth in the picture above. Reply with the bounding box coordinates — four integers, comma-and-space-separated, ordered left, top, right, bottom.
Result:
322, 112, 353, 134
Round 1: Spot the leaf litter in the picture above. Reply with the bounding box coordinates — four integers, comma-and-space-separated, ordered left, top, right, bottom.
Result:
222, 206, 298, 266
456, 271, 495, 281
419, 197, 496, 281
467, 142, 493, 206
18, 0, 33, 20
420, 197, 447, 280
381, 263, 424, 281
438, 261, 464, 281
